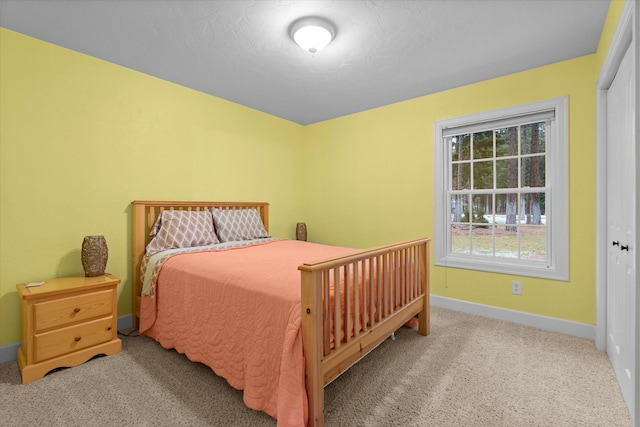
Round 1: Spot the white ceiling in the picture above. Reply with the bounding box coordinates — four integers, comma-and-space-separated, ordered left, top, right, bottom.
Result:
0, 0, 610, 125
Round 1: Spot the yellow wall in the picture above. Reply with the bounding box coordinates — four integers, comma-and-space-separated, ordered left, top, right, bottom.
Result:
596, 0, 627, 70
302, 55, 598, 324
0, 29, 304, 346
0, 0, 628, 347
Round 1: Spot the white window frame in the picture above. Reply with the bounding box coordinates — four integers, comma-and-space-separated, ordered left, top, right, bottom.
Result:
434, 97, 568, 281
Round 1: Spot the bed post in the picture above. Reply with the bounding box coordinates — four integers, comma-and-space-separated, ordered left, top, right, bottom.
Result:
418, 239, 430, 336
299, 266, 324, 427
132, 201, 147, 329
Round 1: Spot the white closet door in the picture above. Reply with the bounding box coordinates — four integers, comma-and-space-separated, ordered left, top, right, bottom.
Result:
606, 41, 636, 413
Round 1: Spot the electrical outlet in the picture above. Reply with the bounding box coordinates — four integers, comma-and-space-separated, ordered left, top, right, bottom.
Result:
512, 280, 522, 295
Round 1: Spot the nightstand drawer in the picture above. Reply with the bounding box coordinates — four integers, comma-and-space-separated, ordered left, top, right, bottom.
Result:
34, 316, 115, 362
34, 289, 113, 332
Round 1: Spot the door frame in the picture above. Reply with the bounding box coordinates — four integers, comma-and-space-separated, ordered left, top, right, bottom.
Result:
595, 0, 639, 424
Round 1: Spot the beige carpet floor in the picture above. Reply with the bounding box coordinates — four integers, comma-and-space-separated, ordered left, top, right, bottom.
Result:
0, 306, 631, 426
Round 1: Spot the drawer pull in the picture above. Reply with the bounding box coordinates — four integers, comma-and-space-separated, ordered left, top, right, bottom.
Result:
74, 336, 82, 342
73, 308, 81, 313
107, 327, 112, 331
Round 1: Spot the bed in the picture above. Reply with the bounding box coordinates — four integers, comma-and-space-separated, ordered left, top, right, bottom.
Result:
132, 200, 430, 427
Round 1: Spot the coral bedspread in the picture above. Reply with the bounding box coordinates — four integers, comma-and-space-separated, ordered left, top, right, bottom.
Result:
140, 239, 357, 427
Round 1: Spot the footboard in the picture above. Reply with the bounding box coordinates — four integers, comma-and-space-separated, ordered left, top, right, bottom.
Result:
299, 238, 430, 427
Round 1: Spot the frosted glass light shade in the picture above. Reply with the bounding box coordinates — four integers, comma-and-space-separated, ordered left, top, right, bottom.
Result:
289, 17, 336, 53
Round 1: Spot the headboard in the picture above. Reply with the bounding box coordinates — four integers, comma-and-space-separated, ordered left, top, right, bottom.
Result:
130, 200, 269, 327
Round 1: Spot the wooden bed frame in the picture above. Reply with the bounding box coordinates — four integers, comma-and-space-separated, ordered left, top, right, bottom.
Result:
132, 200, 430, 427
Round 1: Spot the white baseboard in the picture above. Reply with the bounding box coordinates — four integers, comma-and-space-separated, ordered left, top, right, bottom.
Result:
431, 295, 596, 341
0, 314, 134, 364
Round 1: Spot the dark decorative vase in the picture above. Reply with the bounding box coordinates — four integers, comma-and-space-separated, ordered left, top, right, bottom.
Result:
296, 222, 307, 241
82, 235, 108, 277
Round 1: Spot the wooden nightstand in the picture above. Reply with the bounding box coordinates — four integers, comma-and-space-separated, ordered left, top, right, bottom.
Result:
16, 274, 122, 384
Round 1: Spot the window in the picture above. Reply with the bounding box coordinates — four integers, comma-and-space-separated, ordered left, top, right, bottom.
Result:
434, 97, 568, 280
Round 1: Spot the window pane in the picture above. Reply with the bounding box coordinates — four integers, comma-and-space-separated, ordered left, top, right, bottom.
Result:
473, 160, 493, 189
484, 194, 498, 224
451, 163, 470, 190
520, 226, 546, 260
494, 225, 519, 258
451, 225, 470, 254
451, 134, 471, 161
521, 192, 545, 225
450, 194, 469, 223
521, 122, 545, 155
520, 155, 545, 187
471, 194, 491, 225
496, 193, 519, 230
473, 130, 493, 159
496, 158, 518, 189
495, 127, 518, 158
471, 226, 494, 256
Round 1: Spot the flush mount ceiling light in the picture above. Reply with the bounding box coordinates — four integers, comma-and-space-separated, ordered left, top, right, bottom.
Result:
289, 17, 336, 53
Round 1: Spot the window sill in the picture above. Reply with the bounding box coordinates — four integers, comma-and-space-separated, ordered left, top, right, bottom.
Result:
435, 255, 568, 281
